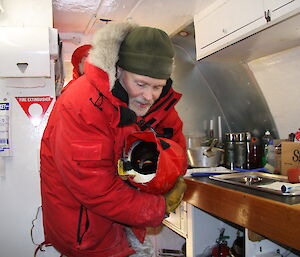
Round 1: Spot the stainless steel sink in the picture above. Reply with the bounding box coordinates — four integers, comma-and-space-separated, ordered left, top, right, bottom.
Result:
209, 172, 300, 196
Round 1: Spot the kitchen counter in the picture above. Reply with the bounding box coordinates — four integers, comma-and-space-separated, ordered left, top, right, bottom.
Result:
183, 176, 300, 251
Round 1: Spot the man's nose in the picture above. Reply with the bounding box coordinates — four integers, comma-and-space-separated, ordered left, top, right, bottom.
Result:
142, 87, 153, 101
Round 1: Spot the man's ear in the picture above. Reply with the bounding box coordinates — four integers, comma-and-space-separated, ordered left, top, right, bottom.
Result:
78, 57, 87, 76
116, 66, 123, 79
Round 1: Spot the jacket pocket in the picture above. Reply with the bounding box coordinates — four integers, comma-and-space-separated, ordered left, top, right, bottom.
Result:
71, 141, 113, 168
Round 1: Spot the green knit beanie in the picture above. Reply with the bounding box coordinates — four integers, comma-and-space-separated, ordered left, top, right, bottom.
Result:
118, 26, 175, 79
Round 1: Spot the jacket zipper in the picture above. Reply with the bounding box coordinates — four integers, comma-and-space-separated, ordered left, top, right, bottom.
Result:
77, 205, 90, 245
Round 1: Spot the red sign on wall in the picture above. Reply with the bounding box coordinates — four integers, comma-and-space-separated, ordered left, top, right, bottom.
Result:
16, 96, 53, 126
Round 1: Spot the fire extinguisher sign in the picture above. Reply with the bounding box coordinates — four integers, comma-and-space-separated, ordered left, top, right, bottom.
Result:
15, 96, 53, 126
0, 102, 10, 153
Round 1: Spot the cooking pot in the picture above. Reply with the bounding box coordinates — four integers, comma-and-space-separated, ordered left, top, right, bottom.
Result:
186, 136, 203, 148
187, 146, 221, 167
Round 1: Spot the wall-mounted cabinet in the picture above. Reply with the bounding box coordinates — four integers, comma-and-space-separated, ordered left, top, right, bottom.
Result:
0, 27, 53, 78
264, 0, 300, 20
194, 0, 300, 60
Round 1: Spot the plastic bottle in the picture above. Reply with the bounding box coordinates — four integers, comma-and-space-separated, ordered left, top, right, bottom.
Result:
267, 141, 275, 169
249, 137, 262, 169
261, 130, 274, 167
295, 128, 300, 142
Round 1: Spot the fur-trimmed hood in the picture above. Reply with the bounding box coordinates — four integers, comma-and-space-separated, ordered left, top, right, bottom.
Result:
88, 22, 138, 90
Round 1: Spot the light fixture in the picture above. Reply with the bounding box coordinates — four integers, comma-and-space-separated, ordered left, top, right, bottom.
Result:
99, 18, 112, 24
178, 31, 189, 37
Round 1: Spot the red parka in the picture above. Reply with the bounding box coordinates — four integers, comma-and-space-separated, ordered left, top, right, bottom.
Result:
40, 22, 186, 257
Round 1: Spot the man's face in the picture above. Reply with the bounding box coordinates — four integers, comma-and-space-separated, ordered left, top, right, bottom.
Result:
118, 68, 167, 116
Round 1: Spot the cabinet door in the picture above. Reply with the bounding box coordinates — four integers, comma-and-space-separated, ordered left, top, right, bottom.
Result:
264, 0, 300, 21
163, 201, 187, 238
195, 0, 265, 49
0, 27, 51, 77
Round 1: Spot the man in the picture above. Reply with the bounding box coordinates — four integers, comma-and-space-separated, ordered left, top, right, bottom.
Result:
40, 22, 187, 257
61, 44, 91, 94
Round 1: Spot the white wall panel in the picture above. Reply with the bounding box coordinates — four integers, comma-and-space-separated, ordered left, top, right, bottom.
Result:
0, 62, 57, 257
0, 0, 52, 27
248, 46, 300, 139
0, 1, 56, 255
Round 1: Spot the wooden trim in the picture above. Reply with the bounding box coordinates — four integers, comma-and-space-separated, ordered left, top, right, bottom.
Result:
183, 178, 300, 250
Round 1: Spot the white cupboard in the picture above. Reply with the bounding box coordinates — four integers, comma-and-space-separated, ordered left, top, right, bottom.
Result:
194, 0, 300, 60
264, 0, 300, 20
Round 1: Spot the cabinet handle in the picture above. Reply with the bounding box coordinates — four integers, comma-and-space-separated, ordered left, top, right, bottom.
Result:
264, 10, 271, 22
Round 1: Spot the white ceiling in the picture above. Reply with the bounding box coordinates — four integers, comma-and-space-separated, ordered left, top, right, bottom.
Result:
52, 0, 217, 60
53, 0, 216, 35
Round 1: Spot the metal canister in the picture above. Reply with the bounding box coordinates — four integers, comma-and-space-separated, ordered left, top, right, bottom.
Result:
234, 132, 246, 169
225, 133, 235, 170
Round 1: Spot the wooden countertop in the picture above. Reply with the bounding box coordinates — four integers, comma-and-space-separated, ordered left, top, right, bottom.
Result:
183, 177, 300, 251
